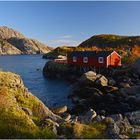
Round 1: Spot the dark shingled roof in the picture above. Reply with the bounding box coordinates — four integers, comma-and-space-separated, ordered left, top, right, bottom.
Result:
68, 51, 112, 57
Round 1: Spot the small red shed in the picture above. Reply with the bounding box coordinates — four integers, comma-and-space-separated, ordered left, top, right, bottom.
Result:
67, 51, 121, 68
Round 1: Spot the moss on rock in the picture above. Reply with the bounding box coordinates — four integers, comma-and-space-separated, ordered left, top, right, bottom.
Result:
0, 72, 58, 138
58, 121, 107, 139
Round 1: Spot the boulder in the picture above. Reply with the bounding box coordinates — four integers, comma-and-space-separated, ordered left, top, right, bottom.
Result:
119, 82, 130, 88
120, 86, 140, 95
119, 135, 129, 139
103, 86, 118, 93
108, 78, 116, 86
131, 125, 140, 134
70, 104, 88, 114
106, 119, 120, 139
74, 87, 103, 99
95, 115, 105, 122
78, 109, 97, 124
95, 74, 108, 86
52, 105, 67, 114
78, 71, 108, 87
125, 110, 140, 125
78, 71, 97, 85
110, 114, 132, 134
110, 114, 123, 122
70, 115, 78, 123
41, 118, 59, 135
126, 96, 136, 103
61, 113, 71, 122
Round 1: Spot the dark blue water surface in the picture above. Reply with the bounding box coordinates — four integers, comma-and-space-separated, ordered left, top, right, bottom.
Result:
0, 55, 72, 108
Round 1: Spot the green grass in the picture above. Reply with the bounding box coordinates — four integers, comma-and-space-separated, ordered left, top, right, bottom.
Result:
0, 72, 56, 138
58, 121, 107, 139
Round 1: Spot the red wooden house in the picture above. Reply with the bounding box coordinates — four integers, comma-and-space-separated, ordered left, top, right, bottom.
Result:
67, 51, 121, 68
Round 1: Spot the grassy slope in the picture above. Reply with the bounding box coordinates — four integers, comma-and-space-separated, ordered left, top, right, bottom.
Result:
78, 34, 140, 48
78, 34, 140, 63
43, 46, 76, 59
0, 72, 56, 138
58, 120, 109, 139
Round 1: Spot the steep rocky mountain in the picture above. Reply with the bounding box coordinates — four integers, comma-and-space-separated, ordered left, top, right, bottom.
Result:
0, 26, 50, 55
0, 39, 21, 55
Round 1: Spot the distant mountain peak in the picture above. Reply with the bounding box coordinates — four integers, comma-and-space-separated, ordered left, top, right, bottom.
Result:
0, 26, 50, 55
0, 26, 25, 40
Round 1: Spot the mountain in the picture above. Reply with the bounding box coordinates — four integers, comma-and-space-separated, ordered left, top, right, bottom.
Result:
0, 26, 50, 55
43, 46, 76, 59
78, 34, 140, 48
78, 34, 140, 63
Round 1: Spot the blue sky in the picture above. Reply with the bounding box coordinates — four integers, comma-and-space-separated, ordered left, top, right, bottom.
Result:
0, 1, 140, 47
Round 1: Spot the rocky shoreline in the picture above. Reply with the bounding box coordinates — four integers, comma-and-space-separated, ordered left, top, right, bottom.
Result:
0, 68, 140, 138
69, 69, 140, 115
43, 61, 80, 81
41, 58, 140, 138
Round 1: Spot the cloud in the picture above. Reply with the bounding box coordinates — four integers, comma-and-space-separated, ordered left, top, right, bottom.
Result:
59, 35, 73, 39
48, 35, 80, 47
49, 39, 80, 47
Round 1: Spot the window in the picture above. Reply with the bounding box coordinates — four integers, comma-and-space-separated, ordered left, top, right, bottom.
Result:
73, 56, 77, 62
83, 57, 88, 63
98, 57, 104, 63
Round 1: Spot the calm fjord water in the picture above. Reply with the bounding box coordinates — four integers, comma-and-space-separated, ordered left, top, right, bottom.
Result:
0, 55, 71, 108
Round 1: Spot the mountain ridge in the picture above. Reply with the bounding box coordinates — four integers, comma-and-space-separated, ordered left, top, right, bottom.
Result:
78, 34, 140, 48
0, 26, 50, 55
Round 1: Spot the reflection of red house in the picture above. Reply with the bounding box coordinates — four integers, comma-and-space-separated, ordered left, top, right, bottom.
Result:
67, 51, 121, 68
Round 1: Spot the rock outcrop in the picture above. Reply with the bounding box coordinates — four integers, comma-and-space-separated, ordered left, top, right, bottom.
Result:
42, 58, 140, 139
0, 26, 50, 55
70, 68, 140, 115
2, 65, 139, 138
132, 58, 140, 76
43, 61, 79, 80
0, 71, 60, 138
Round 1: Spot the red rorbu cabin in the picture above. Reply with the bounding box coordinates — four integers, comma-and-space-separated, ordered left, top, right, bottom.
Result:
67, 51, 121, 68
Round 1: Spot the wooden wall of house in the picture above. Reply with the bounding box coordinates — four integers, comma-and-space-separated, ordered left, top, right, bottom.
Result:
107, 52, 121, 67
67, 57, 107, 68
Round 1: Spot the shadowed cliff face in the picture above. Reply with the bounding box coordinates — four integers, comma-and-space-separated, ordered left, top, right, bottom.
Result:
0, 26, 50, 55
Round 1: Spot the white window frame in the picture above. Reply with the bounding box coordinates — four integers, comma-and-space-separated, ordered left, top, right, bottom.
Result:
83, 57, 88, 63
98, 57, 104, 63
73, 56, 77, 62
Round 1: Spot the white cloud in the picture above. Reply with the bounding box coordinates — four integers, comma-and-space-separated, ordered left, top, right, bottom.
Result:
59, 35, 73, 39
49, 39, 80, 47
48, 35, 80, 47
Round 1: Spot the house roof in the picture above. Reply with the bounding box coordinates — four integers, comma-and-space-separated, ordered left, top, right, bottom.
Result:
68, 51, 112, 57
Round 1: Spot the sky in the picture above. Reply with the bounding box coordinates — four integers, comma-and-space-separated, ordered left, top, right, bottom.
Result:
0, 1, 140, 47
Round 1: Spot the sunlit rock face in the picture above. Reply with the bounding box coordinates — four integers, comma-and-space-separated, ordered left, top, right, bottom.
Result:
0, 26, 50, 55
